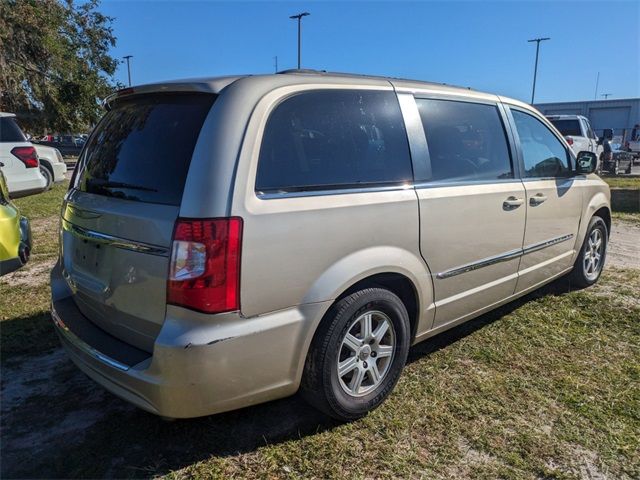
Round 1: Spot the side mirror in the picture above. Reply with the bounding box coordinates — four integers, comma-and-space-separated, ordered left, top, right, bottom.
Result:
576, 151, 598, 175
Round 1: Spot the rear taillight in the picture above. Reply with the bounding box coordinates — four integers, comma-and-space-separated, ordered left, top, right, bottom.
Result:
11, 146, 39, 168
167, 217, 243, 314
565, 136, 574, 146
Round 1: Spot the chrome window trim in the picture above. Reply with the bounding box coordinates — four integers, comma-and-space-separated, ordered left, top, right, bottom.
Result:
437, 233, 574, 279
414, 178, 522, 190
256, 183, 413, 200
51, 305, 130, 371
62, 218, 169, 257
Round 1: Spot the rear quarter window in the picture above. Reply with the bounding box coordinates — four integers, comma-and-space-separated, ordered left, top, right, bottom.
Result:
256, 89, 412, 193
76, 93, 216, 206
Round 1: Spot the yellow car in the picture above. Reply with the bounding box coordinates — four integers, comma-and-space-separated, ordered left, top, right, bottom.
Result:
0, 166, 31, 276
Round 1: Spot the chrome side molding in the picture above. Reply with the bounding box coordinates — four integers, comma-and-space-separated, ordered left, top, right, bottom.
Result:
522, 234, 574, 255
437, 248, 522, 279
437, 233, 574, 279
62, 219, 170, 257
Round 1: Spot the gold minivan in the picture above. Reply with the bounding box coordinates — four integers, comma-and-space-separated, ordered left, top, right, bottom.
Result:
51, 71, 610, 420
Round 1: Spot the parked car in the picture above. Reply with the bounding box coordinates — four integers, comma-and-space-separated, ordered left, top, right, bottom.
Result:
600, 142, 634, 174
547, 115, 602, 159
33, 144, 66, 189
0, 168, 31, 276
0, 113, 47, 198
51, 72, 610, 421
34, 134, 84, 157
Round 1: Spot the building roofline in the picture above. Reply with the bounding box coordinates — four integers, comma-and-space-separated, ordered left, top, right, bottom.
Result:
535, 97, 640, 106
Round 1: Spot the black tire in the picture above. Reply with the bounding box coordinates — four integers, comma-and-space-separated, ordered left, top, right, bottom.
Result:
570, 215, 607, 288
300, 288, 410, 421
39, 165, 53, 190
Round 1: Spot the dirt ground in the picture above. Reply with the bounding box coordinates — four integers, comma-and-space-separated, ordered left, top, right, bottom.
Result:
0, 219, 638, 478
606, 220, 640, 269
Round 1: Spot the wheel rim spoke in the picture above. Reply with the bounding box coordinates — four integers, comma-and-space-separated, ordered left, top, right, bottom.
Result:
369, 362, 381, 383
338, 356, 358, 377
372, 320, 389, 344
343, 333, 361, 352
361, 313, 373, 340
349, 367, 365, 394
377, 345, 393, 358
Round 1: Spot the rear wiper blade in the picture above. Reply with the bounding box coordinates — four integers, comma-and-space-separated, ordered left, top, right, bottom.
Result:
86, 179, 158, 192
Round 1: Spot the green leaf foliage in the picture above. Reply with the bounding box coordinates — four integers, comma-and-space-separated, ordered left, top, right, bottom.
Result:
0, 0, 120, 133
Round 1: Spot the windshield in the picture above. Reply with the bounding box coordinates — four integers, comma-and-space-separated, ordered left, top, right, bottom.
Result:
76, 93, 216, 206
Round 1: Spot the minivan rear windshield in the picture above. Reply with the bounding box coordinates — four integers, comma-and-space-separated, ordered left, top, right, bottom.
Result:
550, 119, 581, 137
76, 93, 216, 206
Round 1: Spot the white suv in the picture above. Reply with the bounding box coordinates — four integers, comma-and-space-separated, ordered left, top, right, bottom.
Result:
547, 115, 602, 158
0, 113, 47, 197
33, 144, 67, 189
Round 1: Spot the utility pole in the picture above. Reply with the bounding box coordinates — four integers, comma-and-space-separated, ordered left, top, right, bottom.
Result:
601, 93, 612, 100
289, 12, 310, 69
527, 37, 550, 104
123, 55, 133, 87
594, 71, 600, 100
274, 56, 278, 73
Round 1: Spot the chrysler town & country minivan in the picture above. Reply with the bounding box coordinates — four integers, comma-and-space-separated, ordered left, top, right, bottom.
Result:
51, 71, 610, 420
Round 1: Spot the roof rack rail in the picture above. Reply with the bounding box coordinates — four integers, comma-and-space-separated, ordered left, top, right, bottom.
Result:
277, 68, 327, 75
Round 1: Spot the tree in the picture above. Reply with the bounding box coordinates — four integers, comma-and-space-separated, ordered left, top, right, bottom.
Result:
0, 0, 120, 133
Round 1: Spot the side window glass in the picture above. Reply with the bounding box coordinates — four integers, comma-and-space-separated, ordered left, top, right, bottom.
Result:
416, 99, 513, 183
512, 110, 571, 178
256, 90, 412, 193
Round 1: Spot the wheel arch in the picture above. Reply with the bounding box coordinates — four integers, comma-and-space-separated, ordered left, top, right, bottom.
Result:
39, 158, 54, 176
336, 272, 421, 343
300, 246, 432, 346
593, 206, 611, 237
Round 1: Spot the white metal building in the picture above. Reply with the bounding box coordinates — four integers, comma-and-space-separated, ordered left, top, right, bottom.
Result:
535, 98, 640, 141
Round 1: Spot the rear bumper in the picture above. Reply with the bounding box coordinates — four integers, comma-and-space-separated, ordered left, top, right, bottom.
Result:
7, 174, 47, 198
51, 262, 329, 418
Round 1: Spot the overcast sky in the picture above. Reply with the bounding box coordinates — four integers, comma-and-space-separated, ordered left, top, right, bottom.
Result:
102, 0, 640, 103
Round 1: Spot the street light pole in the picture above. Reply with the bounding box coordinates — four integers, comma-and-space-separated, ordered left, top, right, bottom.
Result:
601, 93, 612, 100
527, 37, 550, 104
289, 12, 310, 69
123, 55, 133, 87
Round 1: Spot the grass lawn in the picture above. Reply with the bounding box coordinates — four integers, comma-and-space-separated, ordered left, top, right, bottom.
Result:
1, 182, 639, 479
603, 176, 640, 189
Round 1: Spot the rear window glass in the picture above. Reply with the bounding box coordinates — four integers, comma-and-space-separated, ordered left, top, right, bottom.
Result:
550, 119, 581, 136
76, 93, 215, 205
256, 90, 412, 193
0, 117, 27, 143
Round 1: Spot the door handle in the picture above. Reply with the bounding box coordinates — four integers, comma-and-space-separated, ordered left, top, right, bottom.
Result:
503, 196, 524, 209
530, 193, 548, 206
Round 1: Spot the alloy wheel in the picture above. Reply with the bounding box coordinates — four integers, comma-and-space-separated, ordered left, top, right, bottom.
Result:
583, 228, 604, 281
337, 310, 395, 397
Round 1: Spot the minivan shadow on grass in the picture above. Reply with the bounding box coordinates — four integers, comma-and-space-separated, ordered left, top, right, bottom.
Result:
1, 277, 576, 479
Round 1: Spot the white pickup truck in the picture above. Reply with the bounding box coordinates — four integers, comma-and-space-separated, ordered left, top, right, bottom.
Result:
546, 115, 603, 158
